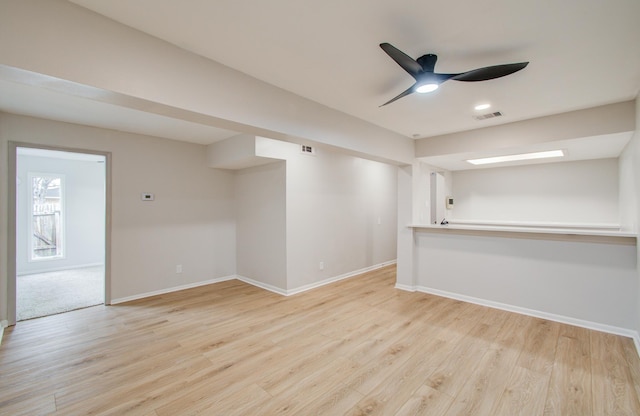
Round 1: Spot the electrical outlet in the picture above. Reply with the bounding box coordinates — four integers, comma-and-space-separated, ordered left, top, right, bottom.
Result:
176, 265, 183, 274
319, 261, 324, 271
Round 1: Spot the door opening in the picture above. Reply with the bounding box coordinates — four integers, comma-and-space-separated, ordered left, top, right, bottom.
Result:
12, 145, 109, 322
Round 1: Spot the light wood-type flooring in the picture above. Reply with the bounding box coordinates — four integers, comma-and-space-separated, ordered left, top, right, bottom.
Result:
2, 265, 640, 415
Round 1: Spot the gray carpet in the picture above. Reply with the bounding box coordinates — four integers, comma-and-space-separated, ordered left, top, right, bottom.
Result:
17, 266, 104, 321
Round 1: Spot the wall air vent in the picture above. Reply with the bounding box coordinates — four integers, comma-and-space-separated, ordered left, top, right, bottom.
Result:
474, 111, 503, 121
301, 145, 315, 154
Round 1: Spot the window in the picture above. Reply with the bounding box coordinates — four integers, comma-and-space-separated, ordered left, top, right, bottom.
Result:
29, 173, 65, 261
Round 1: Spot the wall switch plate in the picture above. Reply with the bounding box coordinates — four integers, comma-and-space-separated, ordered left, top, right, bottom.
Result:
319, 261, 324, 271
141, 193, 155, 201
176, 265, 182, 273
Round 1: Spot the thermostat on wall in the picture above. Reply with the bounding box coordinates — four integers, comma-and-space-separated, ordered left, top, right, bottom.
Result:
141, 193, 155, 201
446, 196, 454, 209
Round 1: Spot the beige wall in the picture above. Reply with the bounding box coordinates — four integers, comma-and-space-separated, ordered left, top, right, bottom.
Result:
286, 148, 398, 290
235, 162, 287, 290
619, 96, 640, 334
0, 113, 236, 321
0, 113, 400, 322
636, 95, 640, 336
233, 138, 399, 293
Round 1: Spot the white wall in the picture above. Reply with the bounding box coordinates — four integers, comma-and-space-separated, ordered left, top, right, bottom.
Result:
235, 162, 287, 290
451, 159, 620, 224
396, 163, 422, 290
16, 154, 105, 274
0, 113, 236, 313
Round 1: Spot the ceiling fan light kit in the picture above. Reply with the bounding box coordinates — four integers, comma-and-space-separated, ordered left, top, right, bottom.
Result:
379, 42, 528, 106
416, 83, 439, 93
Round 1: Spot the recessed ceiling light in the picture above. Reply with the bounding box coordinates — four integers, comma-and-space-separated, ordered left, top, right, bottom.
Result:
466, 150, 565, 165
416, 83, 438, 93
474, 103, 491, 111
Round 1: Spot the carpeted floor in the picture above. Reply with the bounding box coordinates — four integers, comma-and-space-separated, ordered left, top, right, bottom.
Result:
16, 266, 104, 321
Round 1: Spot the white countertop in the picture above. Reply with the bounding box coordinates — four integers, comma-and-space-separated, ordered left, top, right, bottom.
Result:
409, 222, 637, 241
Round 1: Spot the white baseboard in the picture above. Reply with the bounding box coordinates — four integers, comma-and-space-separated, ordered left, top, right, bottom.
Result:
235, 275, 288, 296
398, 284, 640, 355
111, 261, 398, 305
110, 275, 236, 305
285, 260, 397, 296
17, 263, 105, 276
0, 320, 8, 345
394, 283, 416, 292
634, 334, 640, 358
237, 260, 397, 297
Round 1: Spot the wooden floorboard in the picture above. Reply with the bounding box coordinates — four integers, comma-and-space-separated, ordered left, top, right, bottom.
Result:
1, 264, 639, 415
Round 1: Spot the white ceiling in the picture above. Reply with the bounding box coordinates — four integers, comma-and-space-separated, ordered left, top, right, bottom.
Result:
0, 0, 638, 166
66, 0, 640, 140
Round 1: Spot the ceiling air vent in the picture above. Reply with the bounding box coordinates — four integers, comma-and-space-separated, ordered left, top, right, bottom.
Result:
474, 111, 503, 121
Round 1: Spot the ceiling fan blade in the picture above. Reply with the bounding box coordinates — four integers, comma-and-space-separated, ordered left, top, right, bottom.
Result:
380, 84, 416, 107
452, 62, 529, 82
429, 73, 461, 83
380, 43, 422, 79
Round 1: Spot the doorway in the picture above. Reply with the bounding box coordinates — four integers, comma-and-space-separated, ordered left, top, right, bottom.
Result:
9, 144, 110, 323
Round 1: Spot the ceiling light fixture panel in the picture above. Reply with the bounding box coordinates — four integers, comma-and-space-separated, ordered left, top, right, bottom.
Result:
466, 150, 565, 165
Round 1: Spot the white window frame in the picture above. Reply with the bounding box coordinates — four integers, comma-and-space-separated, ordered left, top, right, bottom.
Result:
28, 172, 66, 262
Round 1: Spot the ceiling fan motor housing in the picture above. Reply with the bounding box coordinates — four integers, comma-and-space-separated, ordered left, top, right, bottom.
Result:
417, 54, 437, 72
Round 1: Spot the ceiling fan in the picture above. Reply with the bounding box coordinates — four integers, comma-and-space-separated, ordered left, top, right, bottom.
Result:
379, 42, 528, 106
